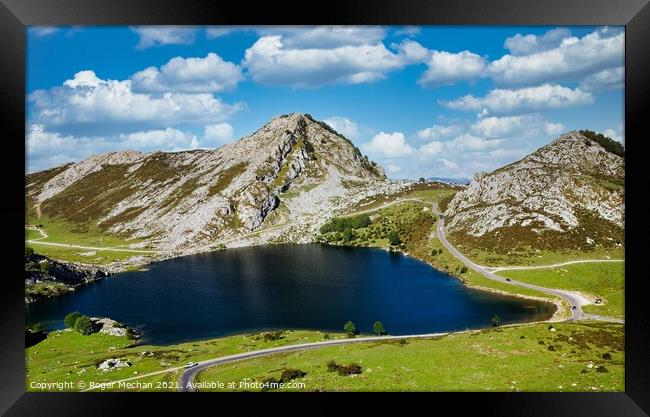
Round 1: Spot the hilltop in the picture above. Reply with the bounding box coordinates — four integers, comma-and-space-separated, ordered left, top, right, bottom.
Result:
444, 130, 624, 256
26, 114, 406, 254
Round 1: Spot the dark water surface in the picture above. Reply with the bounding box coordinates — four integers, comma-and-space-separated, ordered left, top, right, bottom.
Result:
26, 244, 554, 345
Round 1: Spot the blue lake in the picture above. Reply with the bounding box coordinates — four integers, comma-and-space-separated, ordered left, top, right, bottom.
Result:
25, 244, 554, 345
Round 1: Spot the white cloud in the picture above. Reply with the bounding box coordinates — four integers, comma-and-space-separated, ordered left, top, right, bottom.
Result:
203, 123, 234, 145
386, 164, 402, 174
394, 26, 421, 37
323, 117, 360, 139
205, 27, 239, 39
417, 124, 464, 140
503, 28, 572, 55
118, 128, 200, 150
131, 53, 243, 93
439, 158, 460, 171
29, 71, 242, 135
471, 115, 547, 138
26, 124, 212, 172
418, 50, 487, 87
447, 133, 504, 151
489, 27, 624, 86
393, 40, 430, 63
31, 27, 59, 37
579, 66, 624, 91
242, 30, 423, 87
131, 26, 197, 49
260, 26, 387, 49
419, 140, 444, 157
362, 132, 414, 158
544, 122, 566, 136
603, 126, 624, 143
440, 84, 593, 116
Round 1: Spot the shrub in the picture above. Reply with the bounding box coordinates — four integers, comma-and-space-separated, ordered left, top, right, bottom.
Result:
344, 321, 356, 338
25, 247, 35, 257
320, 215, 371, 234
596, 366, 609, 373
342, 228, 353, 243
336, 363, 362, 376
280, 368, 306, 382
304, 140, 315, 154
28, 322, 44, 333
387, 230, 401, 245
398, 338, 407, 346
74, 315, 94, 335
64, 312, 82, 328
325, 360, 362, 375
39, 261, 51, 274
323, 333, 331, 340
579, 130, 624, 157
602, 352, 612, 360
491, 315, 501, 328
547, 345, 556, 351
263, 331, 284, 342
460, 266, 468, 274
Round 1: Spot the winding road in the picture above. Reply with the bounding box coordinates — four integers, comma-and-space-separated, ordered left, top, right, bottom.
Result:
81, 200, 624, 392
177, 332, 451, 392
435, 215, 623, 323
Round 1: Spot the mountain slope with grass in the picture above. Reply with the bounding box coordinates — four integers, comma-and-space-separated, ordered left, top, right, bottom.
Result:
444, 130, 624, 258
26, 113, 404, 254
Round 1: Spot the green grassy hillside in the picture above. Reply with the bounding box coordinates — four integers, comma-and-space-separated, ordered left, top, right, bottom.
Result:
193, 322, 623, 392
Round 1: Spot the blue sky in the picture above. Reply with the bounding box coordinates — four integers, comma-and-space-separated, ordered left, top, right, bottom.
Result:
26, 26, 624, 178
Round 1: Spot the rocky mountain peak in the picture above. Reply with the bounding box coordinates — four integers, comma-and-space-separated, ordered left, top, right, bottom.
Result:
445, 131, 624, 252
26, 114, 396, 252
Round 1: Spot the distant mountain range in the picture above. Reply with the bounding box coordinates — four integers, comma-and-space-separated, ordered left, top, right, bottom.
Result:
428, 177, 471, 185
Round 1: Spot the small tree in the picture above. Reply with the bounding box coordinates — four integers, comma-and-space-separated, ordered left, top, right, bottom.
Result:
491, 315, 501, 328
28, 322, 44, 333
64, 312, 82, 328
460, 266, 468, 274
387, 230, 401, 246
25, 247, 35, 257
343, 321, 356, 338
74, 315, 93, 335
373, 321, 386, 336
342, 228, 353, 243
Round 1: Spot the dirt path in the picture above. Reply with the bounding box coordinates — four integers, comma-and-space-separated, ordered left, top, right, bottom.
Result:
488, 259, 624, 273
25, 226, 160, 254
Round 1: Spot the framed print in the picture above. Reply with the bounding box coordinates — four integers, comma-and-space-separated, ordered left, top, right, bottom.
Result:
1, 0, 649, 415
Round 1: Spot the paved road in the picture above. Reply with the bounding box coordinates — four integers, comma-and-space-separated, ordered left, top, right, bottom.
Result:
178, 332, 450, 392
435, 215, 623, 323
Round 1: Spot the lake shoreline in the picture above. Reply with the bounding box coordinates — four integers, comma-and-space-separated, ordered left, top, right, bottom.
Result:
27, 242, 558, 346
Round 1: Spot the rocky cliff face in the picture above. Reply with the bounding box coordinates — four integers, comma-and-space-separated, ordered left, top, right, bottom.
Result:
445, 131, 624, 251
25, 250, 107, 303
26, 113, 403, 252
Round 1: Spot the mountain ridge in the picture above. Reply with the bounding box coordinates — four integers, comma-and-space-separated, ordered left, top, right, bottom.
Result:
444, 130, 624, 253
26, 113, 405, 253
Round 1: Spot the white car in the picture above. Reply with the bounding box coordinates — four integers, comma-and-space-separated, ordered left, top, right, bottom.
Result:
184, 362, 198, 369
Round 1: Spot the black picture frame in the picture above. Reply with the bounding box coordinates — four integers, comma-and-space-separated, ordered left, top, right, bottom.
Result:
2, 0, 649, 415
